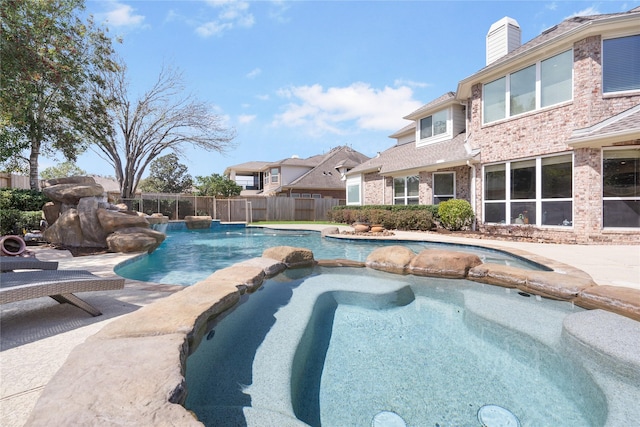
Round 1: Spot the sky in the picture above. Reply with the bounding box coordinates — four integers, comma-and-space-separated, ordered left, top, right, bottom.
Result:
61, 0, 640, 179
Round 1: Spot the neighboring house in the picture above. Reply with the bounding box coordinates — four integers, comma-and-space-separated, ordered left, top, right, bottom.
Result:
347, 8, 640, 244
225, 146, 370, 199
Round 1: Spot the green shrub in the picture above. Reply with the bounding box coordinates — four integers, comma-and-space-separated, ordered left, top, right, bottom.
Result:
0, 188, 49, 211
437, 199, 474, 231
328, 205, 435, 231
0, 209, 42, 235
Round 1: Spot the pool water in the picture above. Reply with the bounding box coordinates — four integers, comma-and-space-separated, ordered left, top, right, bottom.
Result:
116, 225, 547, 286
185, 267, 612, 427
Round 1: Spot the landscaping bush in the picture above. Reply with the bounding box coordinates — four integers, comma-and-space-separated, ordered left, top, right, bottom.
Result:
437, 199, 474, 231
0, 209, 42, 236
328, 205, 435, 231
0, 188, 48, 211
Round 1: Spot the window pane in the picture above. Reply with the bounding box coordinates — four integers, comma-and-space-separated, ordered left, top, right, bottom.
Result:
434, 196, 453, 204
542, 201, 572, 226
541, 50, 573, 107
407, 198, 420, 205
603, 35, 640, 93
510, 65, 536, 115
394, 198, 406, 205
511, 201, 536, 224
603, 200, 640, 227
485, 164, 505, 200
484, 77, 506, 123
542, 155, 572, 198
510, 160, 536, 199
420, 116, 432, 139
347, 184, 359, 204
433, 110, 447, 135
484, 202, 506, 223
394, 177, 405, 196
434, 173, 454, 196
603, 149, 640, 197
407, 176, 419, 197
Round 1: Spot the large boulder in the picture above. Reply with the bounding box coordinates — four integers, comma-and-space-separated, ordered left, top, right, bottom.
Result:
517, 271, 596, 300
468, 263, 527, 288
574, 285, 640, 321
262, 246, 315, 268
42, 201, 61, 226
43, 183, 105, 205
77, 197, 109, 246
43, 209, 84, 247
41, 176, 97, 188
106, 227, 165, 253
97, 208, 150, 234
409, 249, 482, 278
185, 216, 212, 230
365, 246, 415, 274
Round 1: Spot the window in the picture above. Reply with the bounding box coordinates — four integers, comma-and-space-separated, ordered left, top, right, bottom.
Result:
420, 110, 448, 140
483, 50, 572, 124
541, 49, 573, 107
347, 183, 360, 205
433, 172, 455, 204
603, 34, 640, 93
270, 168, 279, 184
510, 65, 536, 116
394, 176, 419, 205
603, 148, 640, 227
483, 154, 573, 226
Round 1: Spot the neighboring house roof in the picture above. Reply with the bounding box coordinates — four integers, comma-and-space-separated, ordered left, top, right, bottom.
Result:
284, 146, 370, 190
457, 8, 640, 98
349, 132, 475, 176
223, 161, 270, 176
568, 103, 640, 148
403, 92, 456, 120
388, 122, 415, 139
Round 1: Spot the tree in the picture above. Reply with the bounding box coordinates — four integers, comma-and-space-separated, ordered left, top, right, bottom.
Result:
91, 62, 236, 199
137, 153, 193, 193
0, 0, 118, 190
40, 161, 86, 180
194, 174, 242, 198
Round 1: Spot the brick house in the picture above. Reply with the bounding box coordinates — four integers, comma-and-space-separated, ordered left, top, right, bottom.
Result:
225, 146, 369, 199
346, 7, 640, 244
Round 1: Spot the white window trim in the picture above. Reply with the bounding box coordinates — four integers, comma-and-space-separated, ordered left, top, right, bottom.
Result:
482, 153, 574, 227
416, 107, 452, 147
393, 175, 420, 205
482, 49, 574, 125
433, 172, 456, 204
346, 176, 362, 205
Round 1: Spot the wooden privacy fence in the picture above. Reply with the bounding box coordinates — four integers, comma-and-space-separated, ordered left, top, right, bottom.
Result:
0, 173, 30, 189
118, 194, 344, 222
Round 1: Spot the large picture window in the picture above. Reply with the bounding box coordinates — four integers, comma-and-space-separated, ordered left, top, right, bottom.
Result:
394, 176, 419, 205
483, 154, 573, 226
603, 148, 640, 227
483, 49, 573, 124
603, 34, 640, 93
347, 183, 360, 205
433, 172, 455, 204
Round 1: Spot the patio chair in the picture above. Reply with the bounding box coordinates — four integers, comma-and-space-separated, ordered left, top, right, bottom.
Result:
0, 256, 59, 272
0, 270, 125, 316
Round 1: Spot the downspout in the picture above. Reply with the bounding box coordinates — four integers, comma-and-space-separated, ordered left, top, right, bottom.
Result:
467, 160, 476, 231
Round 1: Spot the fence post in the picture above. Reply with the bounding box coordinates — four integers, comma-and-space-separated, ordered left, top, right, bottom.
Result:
247, 201, 251, 223
176, 194, 179, 219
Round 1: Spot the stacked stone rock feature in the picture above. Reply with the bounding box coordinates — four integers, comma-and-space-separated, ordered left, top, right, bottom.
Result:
41, 176, 165, 253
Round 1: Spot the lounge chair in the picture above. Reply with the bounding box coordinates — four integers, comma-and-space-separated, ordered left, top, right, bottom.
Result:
0, 256, 59, 272
0, 270, 125, 316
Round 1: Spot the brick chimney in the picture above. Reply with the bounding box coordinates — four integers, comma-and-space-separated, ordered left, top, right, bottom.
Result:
486, 17, 521, 65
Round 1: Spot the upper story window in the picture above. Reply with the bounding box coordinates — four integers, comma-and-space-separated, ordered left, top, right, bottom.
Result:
483, 49, 573, 124
270, 168, 279, 183
603, 34, 640, 94
419, 109, 447, 140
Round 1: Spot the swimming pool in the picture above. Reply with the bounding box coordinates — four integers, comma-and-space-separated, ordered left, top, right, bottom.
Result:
183, 266, 635, 427
115, 224, 548, 286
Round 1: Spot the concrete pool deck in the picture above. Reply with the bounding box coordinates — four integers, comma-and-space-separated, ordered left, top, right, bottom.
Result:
1, 225, 639, 426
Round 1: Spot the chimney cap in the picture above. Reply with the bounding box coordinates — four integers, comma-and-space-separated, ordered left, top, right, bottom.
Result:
488, 16, 520, 35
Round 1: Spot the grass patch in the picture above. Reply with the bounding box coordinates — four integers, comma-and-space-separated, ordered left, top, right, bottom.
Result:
251, 221, 345, 225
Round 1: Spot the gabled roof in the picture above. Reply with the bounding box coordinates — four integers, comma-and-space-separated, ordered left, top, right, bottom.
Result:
568, 103, 640, 148
223, 161, 270, 176
403, 92, 456, 120
457, 8, 640, 98
348, 132, 476, 176
284, 146, 370, 190
388, 122, 416, 139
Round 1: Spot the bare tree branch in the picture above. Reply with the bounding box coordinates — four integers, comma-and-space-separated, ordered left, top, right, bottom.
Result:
94, 62, 236, 198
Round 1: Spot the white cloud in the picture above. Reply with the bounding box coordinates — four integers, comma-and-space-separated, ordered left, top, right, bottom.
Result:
256, 94, 270, 101
546, 2, 558, 11
566, 6, 601, 18
393, 79, 431, 89
272, 83, 423, 135
98, 1, 145, 28
238, 114, 256, 124
246, 68, 262, 79
196, 0, 255, 37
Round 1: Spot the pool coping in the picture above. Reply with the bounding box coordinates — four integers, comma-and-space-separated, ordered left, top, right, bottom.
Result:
23, 234, 640, 426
